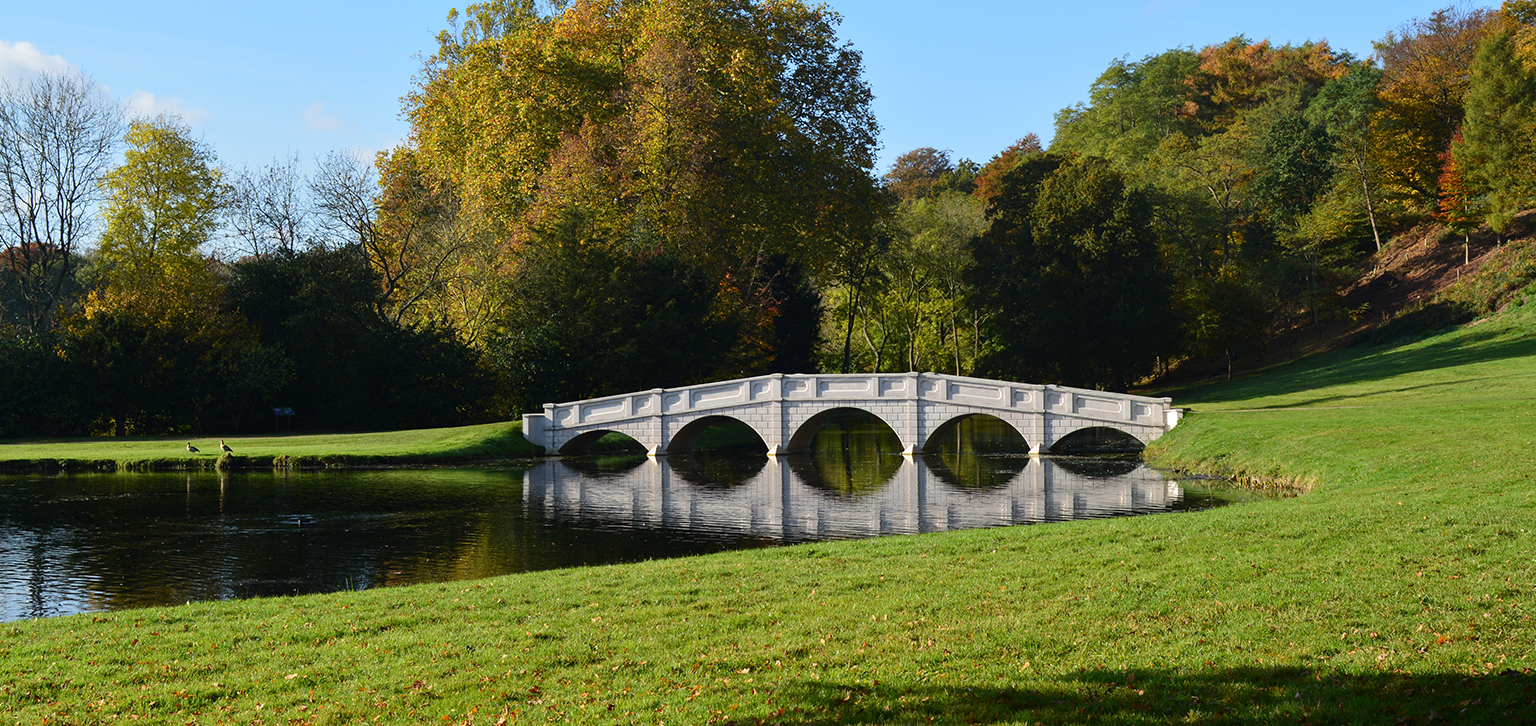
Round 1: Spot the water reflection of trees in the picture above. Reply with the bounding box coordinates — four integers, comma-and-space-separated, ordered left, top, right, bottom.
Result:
788, 412, 904, 496
922, 453, 1029, 491
667, 452, 767, 488
1050, 427, 1145, 455
0, 470, 540, 619
558, 454, 648, 477
1051, 455, 1143, 478
921, 415, 1031, 491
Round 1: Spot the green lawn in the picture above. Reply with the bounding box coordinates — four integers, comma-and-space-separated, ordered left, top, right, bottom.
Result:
0, 420, 541, 471
2, 310, 1535, 723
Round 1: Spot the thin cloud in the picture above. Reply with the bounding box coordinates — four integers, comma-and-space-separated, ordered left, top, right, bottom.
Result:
126, 90, 210, 124
0, 40, 74, 85
303, 101, 345, 131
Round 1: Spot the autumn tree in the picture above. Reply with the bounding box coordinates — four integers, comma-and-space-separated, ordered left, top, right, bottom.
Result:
884, 147, 952, 202
405, 0, 881, 383
93, 117, 227, 317
972, 134, 1042, 205
1372, 5, 1499, 213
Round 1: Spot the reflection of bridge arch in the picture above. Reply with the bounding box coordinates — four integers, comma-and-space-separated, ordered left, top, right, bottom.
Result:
921, 412, 1031, 455
522, 456, 1186, 540
524, 373, 1181, 457
783, 406, 904, 454
1048, 425, 1148, 455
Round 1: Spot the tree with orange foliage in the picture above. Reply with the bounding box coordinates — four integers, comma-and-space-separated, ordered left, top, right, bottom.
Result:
972, 134, 1042, 207
1187, 36, 1346, 130
1372, 5, 1500, 214
1438, 131, 1482, 264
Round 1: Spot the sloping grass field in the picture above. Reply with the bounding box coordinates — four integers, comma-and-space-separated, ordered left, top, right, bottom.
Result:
0, 421, 541, 471
3, 309, 1535, 723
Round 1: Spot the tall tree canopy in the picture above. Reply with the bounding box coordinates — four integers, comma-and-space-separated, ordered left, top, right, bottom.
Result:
402, 0, 881, 388
405, 0, 878, 264
970, 154, 1174, 390
1372, 5, 1499, 212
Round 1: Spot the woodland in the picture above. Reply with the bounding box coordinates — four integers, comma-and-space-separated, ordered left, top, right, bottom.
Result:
3, 0, 1535, 437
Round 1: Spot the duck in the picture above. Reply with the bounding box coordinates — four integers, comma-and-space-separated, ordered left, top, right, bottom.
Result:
186, 442, 200, 453
220, 439, 233, 454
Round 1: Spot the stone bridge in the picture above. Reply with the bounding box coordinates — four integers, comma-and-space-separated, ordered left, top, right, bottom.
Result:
521, 372, 1181, 456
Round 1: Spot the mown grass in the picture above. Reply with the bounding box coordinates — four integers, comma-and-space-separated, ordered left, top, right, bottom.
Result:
0, 421, 541, 472
4, 310, 1536, 723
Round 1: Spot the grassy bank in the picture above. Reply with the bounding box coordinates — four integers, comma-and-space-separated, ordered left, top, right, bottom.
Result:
0, 421, 542, 472
3, 314, 1536, 724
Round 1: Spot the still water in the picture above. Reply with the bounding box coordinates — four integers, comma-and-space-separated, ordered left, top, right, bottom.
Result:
0, 416, 1234, 621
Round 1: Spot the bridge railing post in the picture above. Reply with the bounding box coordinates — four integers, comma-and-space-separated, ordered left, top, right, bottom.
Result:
648, 389, 665, 456
767, 374, 785, 455
903, 371, 921, 455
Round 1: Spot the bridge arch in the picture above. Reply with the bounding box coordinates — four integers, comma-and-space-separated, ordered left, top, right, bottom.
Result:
785, 407, 907, 455
1048, 425, 1147, 455
665, 415, 769, 455
921, 412, 1032, 455
557, 429, 646, 456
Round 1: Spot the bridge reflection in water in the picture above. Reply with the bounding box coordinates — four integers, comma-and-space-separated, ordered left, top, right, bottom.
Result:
523, 453, 1185, 543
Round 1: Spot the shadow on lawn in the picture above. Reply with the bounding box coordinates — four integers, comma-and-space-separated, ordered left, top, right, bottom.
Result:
1177, 322, 1536, 408
727, 666, 1534, 725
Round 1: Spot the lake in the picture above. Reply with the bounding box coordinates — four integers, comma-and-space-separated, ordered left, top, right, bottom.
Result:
0, 415, 1236, 621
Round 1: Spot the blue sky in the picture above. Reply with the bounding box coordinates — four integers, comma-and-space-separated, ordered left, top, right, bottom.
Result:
2, 0, 1477, 176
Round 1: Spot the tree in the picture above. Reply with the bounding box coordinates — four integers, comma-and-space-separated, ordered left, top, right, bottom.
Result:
1307, 64, 1386, 250
972, 135, 1042, 205
405, 0, 880, 373
93, 116, 227, 317
884, 147, 952, 202
970, 154, 1174, 390
1051, 49, 1202, 168
484, 210, 743, 412
1372, 5, 1498, 212
1438, 132, 1482, 265
0, 70, 123, 333
224, 245, 501, 431
1455, 26, 1536, 231
228, 154, 312, 257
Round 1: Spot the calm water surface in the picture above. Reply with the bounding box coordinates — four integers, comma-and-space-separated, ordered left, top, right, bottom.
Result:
0, 416, 1242, 620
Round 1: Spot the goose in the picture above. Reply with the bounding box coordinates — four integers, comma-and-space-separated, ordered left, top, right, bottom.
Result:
220, 439, 233, 454
186, 442, 200, 453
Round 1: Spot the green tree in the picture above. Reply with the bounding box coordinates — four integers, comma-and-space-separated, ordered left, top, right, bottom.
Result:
1306, 64, 1386, 250
485, 210, 742, 412
970, 154, 1174, 390
1454, 28, 1536, 231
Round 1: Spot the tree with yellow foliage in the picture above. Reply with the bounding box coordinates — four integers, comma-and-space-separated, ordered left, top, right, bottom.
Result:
92, 116, 227, 320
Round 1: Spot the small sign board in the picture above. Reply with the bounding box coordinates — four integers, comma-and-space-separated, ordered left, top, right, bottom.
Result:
272, 407, 295, 416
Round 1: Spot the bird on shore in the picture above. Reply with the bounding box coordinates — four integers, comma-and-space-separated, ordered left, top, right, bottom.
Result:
220, 439, 233, 454
186, 442, 200, 453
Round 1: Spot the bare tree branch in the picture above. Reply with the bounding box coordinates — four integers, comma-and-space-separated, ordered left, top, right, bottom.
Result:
0, 71, 123, 332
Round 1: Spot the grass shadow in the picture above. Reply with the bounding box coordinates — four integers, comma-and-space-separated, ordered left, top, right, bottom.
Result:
723, 667, 1534, 725
1170, 318, 1536, 407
